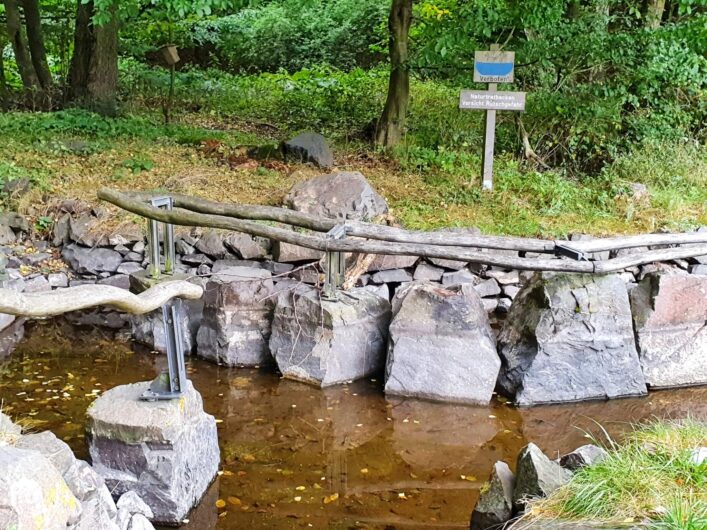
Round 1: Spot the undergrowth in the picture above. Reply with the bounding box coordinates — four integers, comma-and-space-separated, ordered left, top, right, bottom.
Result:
521, 419, 707, 530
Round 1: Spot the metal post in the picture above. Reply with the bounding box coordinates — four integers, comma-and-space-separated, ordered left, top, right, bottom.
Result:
323, 224, 348, 300
140, 196, 186, 401
147, 197, 176, 279
140, 300, 188, 401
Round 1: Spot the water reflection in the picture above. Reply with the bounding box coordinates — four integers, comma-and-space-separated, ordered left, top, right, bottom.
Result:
0, 320, 706, 529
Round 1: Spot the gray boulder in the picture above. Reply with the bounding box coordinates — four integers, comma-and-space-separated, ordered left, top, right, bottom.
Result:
384, 282, 499, 404
224, 233, 271, 259
62, 244, 123, 275
195, 230, 230, 259
88, 380, 220, 525
371, 268, 412, 284
0, 224, 16, 245
69, 214, 109, 246
272, 241, 323, 263
559, 444, 608, 471
413, 262, 444, 281
116, 491, 153, 519
498, 273, 647, 406
0, 446, 81, 530
196, 267, 276, 366
284, 171, 388, 221
15, 431, 75, 475
470, 461, 515, 530
367, 254, 418, 272
0, 412, 21, 441
270, 286, 391, 386
282, 132, 334, 168
513, 443, 572, 513
630, 273, 707, 388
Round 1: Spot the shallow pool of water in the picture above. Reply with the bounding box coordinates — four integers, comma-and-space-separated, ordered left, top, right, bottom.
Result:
1, 320, 706, 529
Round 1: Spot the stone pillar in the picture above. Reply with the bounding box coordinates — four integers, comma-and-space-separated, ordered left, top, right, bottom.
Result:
87, 380, 220, 525
497, 272, 647, 406
196, 266, 275, 366
128, 271, 204, 354
384, 282, 500, 404
269, 286, 391, 387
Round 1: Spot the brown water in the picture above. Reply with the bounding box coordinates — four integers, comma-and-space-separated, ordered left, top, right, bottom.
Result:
1, 320, 706, 530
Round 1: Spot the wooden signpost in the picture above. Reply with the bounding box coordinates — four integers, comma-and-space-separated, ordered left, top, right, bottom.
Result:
460, 45, 526, 191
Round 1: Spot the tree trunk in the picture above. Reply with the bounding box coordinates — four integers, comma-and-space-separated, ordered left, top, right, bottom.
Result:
643, 0, 666, 29
0, 40, 8, 109
22, 0, 53, 91
68, 0, 119, 115
374, 0, 412, 148
3, 0, 40, 92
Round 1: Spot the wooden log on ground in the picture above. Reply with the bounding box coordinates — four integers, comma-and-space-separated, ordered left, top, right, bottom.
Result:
0, 281, 203, 317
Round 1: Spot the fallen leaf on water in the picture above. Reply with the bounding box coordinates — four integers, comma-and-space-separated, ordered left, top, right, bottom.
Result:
242, 454, 256, 463
221, 470, 233, 476
323, 493, 339, 505
294, 496, 302, 502
360, 468, 369, 474
215, 499, 226, 508
227, 496, 241, 506
295, 486, 306, 491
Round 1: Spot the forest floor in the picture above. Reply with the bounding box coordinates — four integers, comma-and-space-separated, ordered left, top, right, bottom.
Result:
1, 109, 705, 238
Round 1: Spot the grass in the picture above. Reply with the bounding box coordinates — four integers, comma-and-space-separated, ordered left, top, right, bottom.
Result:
0, 107, 705, 238
518, 419, 707, 530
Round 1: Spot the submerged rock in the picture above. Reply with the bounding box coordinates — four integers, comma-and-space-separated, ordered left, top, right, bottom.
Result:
284, 171, 388, 221
630, 273, 707, 388
470, 461, 515, 530
497, 273, 647, 406
513, 443, 572, 513
384, 282, 500, 405
270, 286, 391, 386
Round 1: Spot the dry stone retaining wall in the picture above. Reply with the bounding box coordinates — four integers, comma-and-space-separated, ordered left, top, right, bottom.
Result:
0, 175, 705, 405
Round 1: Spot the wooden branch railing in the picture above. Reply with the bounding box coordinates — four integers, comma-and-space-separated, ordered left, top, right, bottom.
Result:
98, 188, 707, 274
0, 281, 203, 317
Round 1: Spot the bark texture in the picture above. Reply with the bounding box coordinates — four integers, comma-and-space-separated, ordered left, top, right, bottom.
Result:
643, 0, 666, 28
22, 0, 53, 90
3, 0, 40, 91
68, 0, 119, 115
375, 0, 412, 148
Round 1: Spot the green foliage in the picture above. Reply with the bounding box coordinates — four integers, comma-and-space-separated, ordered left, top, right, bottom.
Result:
186, 0, 388, 72
121, 156, 154, 174
531, 419, 707, 529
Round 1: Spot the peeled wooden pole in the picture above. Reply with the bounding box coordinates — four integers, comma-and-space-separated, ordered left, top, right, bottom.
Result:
113, 190, 707, 253
0, 281, 203, 318
98, 189, 707, 273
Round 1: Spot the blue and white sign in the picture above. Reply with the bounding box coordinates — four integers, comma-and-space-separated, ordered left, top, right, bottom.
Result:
474, 51, 515, 83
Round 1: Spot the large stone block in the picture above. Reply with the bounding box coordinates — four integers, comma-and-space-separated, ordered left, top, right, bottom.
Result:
384, 282, 500, 405
129, 272, 204, 354
62, 244, 123, 275
630, 273, 707, 388
196, 267, 276, 366
498, 273, 647, 406
284, 171, 388, 221
88, 381, 220, 525
0, 446, 81, 530
270, 287, 391, 387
